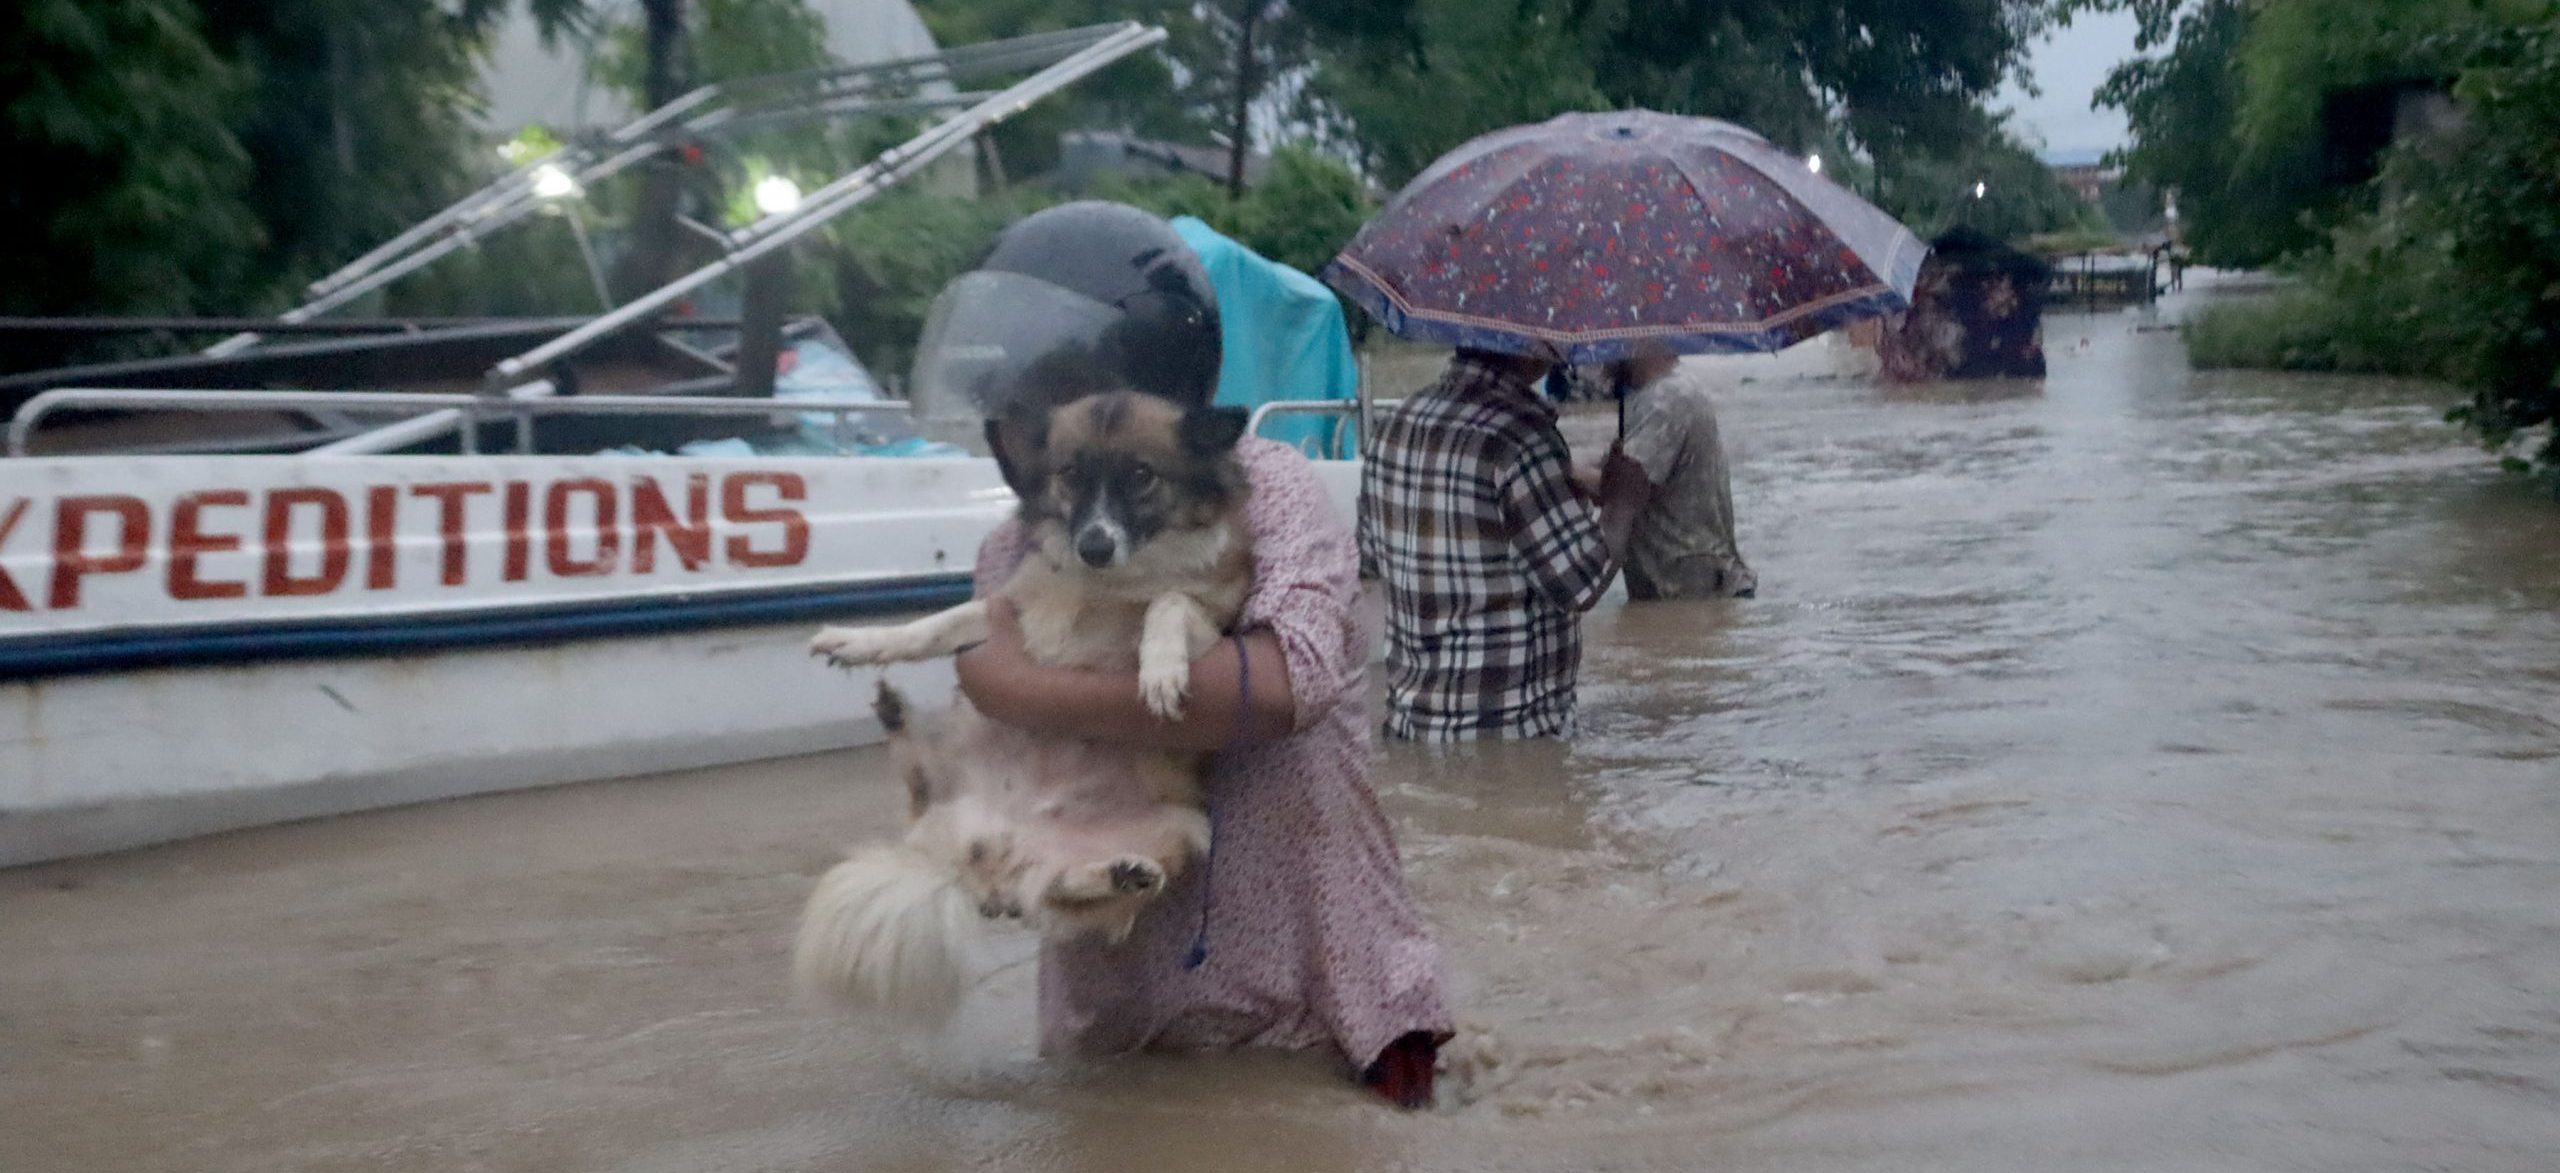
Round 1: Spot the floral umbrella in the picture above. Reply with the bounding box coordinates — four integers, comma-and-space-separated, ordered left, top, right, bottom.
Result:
1321, 110, 1926, 365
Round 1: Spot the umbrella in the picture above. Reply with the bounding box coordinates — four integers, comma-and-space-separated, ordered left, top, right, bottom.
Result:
1322, 110, 1926, 389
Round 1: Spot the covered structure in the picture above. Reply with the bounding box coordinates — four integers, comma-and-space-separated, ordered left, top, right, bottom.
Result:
1169, 217, 1358, 457
1879, 228, 2051, 383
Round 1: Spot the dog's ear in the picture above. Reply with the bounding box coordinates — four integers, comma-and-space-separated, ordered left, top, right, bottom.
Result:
984, 406, 1050, 496
1178, 405, 1250, 457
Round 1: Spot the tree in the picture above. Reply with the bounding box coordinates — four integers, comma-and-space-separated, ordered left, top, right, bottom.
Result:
190, 0, 590, 306
2095, 0, 2337, 266
2092, 0, 2512, 267
2168, 0, 2560, 487
1184, 1, 1297, 197
912, 0, 1197, 181
608, 0, 694, 297
1, 0, 260, 330
2375, 7, 2560, 485
1300, 0, 2060, 189
1298, 0, 1607, 185
1873, 109, 2102, 243
1227, 144, 1374, 277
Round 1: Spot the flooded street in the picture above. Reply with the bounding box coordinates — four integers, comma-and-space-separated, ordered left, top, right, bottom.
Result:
8, 290, 2560, 1171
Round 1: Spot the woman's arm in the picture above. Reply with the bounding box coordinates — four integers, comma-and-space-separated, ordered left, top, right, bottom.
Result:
953, 599, 1298, 753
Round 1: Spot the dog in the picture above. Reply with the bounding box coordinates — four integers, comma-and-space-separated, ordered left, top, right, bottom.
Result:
792, 387, 1256, 1021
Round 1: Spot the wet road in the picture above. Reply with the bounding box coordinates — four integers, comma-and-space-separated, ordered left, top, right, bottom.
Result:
8, 286, 2560, 1171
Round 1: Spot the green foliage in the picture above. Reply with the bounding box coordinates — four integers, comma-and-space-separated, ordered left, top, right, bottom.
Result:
826, 188, 1042, 379
2164, 2, 2560, 489
912, 0, 1195, 179
0, 0, 2160, 384
0, 0, 260, 346
384, 212, 620, 317
1301, 0, 2053, 189
2185, 282, 2448, 379
1299, 0, 1607, 186
2096, 0, 2329, 267
1223, 145, 1374, 278
2, 0, 595, 361
196, 1, 548, 306
2384, 8, 2560, 487
826, 144, 1374, 382
2097, 0, 2556, 269
1871, 110, 2105, 244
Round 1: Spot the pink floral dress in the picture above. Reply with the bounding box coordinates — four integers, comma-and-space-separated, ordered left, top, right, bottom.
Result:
972, 438, 1451, 1072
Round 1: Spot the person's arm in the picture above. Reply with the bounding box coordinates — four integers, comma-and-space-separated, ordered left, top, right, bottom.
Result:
1594, 445, 1647, 566
1507, 435, 1645, 612
953, 600, 1295, 753
1597, 387, 1690, 575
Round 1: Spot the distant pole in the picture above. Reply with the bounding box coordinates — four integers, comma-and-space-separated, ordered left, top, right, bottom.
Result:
564, 208, 614, 311
1226, 0, 1262, 199
736, 251, 791, 398
978, 129, 1010, 194
613, 0, 693, 300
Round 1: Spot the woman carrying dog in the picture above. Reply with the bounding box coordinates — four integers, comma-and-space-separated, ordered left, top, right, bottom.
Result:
921, 203, 1452, 1108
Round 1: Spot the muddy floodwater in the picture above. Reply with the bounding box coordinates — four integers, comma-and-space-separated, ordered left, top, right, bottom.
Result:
8, 287, 2560, 1171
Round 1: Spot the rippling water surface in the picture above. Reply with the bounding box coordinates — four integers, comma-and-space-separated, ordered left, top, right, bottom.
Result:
7, 290, 2559, 1171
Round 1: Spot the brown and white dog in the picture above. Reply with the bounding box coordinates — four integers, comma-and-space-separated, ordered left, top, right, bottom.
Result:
792, 387, 1255, 1020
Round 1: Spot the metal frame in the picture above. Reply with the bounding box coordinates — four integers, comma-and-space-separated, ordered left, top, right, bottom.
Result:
203, 23, 1164, 360
0, 316, 738, 338
292, 21, 1163, 458
8, 388, 912, 460
1244, 399, 1402, 461
484, 22, 1166, 389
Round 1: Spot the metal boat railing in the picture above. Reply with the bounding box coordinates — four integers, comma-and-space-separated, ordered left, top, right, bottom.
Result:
6, 389, 911, 459
1242, 399, 1402, 460
14, 389, 1397, 461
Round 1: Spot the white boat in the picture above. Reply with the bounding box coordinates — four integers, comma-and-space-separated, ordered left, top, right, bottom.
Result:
0, 20, 1388, 866
0, 424, 1362, 866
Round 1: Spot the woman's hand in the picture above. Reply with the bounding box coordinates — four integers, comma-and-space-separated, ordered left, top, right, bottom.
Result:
952, 598, 1034, 723
949, 596, 1296, 752
1598, 440, 1649, 507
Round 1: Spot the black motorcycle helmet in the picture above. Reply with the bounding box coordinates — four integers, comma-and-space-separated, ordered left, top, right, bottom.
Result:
908, 201, 1223, 446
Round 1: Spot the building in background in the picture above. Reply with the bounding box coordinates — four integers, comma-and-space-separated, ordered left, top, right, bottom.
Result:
2043, 148, 2119, 206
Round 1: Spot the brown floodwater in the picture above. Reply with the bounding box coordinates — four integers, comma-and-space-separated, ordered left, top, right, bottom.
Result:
8, 285, 2560, 1171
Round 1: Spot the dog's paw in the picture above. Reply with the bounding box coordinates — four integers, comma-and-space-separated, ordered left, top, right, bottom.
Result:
809, 625, 896, 667
1138, 658, 1192, 721
1106, 856, 1164, 895
976, 892, 1025, 919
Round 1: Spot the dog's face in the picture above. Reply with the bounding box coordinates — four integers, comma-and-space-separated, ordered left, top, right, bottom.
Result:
989, 391, 1249, 573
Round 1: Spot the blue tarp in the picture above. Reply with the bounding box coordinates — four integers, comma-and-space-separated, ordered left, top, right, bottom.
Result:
1170, 216, 1358, 458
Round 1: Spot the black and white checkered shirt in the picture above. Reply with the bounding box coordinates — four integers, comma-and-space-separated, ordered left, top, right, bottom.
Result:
1358, 356, 1613, 741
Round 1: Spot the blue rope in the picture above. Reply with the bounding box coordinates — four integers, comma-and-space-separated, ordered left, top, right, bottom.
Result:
1183, 633, 1251, 971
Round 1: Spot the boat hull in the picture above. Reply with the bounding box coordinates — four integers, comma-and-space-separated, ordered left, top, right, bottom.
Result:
1, 453, 1360, 865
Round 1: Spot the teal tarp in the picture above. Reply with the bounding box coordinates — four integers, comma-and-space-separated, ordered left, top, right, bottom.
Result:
1170, 216, 1358, 458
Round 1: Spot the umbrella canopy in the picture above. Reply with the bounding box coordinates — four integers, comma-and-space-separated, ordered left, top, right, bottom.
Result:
1322, 110, 1926, 363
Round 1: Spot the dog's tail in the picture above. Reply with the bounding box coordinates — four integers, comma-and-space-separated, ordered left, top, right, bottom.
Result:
872, 679, 907, 736
792, 842, 979, 1023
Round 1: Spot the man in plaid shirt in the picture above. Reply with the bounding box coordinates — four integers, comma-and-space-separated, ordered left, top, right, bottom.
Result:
1358, 350, 1648, 741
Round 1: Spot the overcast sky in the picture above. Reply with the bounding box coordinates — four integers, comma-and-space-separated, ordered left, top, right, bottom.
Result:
1993, 8, 2142, 162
